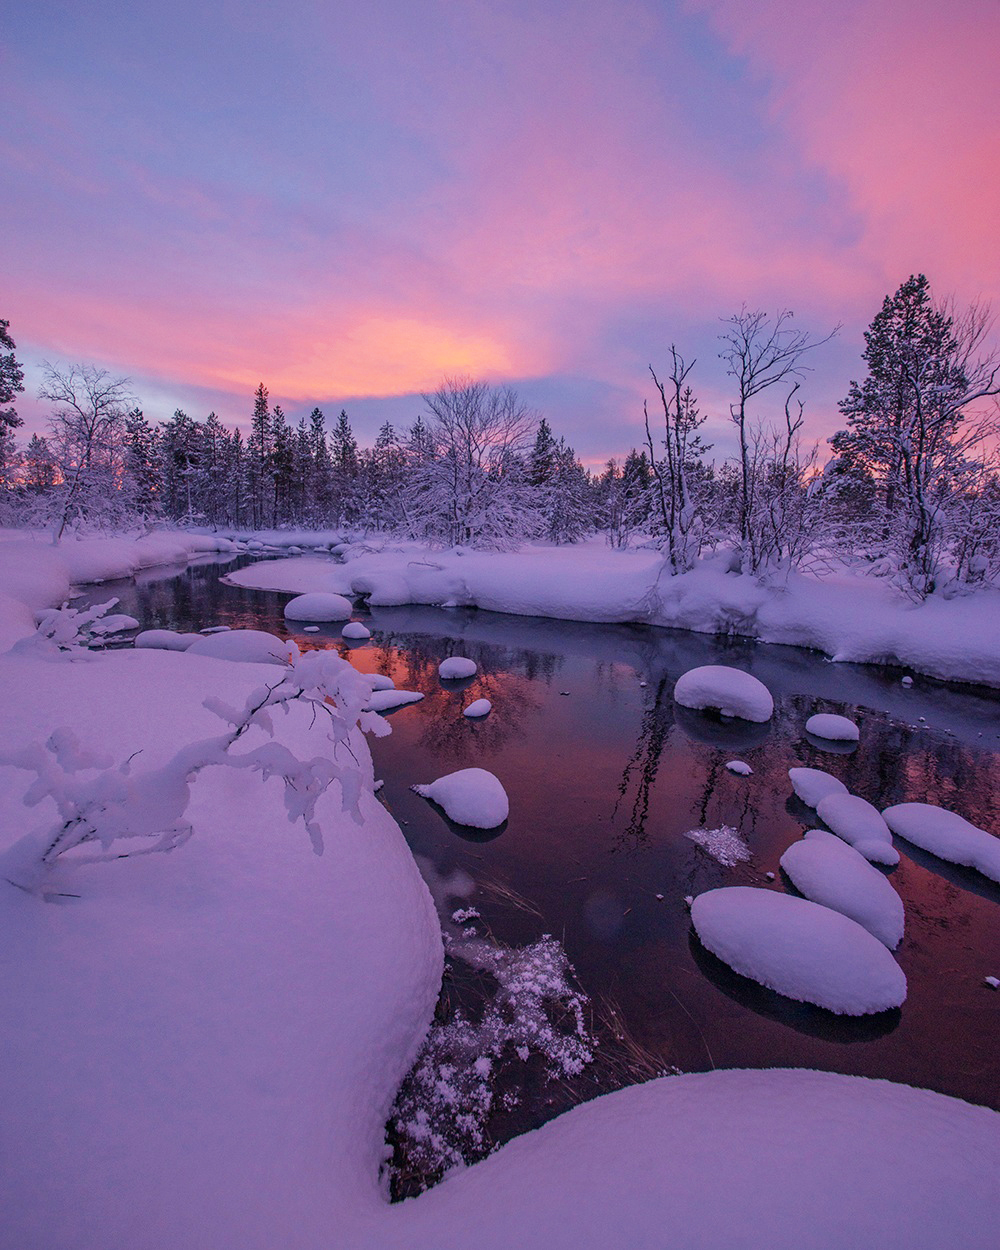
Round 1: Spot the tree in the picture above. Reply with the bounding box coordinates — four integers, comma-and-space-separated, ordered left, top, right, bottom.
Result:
22, 434, 57, 494
123, 408, 161, 521
40, 362, 136, 539
246, 383, 271, 528
403, 378, 539, 548
0, 318, 25, 433
529, 417, 558, 487
719, 308, 836, 572
834, 275, 1000, 596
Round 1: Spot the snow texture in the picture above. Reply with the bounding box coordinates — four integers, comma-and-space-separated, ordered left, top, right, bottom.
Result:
684, 824, 751, 867
342, 621, 372, 640
673, 664, 773, 722
691, 887, 907, 1014
806, 712, 860, 742
882, 802, 1000, 883
412, 768, 509, 829
788, 765, 849, 809
463, 698, 492, 718
780, 830, 905, 948
186, 628, 297, 666
438, 656, 478, 679
816, 792, 900, 865
367, 688, 425, 712
134, 628, 201, 651
283, 591, 354, 621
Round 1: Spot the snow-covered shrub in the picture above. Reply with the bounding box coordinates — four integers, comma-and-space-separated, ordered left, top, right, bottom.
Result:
17, 598, 139, 656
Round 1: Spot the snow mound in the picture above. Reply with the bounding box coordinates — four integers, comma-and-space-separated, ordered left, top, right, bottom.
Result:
684, 825, 751, 867
439, 656, 478, 680
780, 830, 905, 948
816, 792, 900, 865
186, 629, 296, 666
882, 802, 1000, 884
673, 665, 773, 722
367, 688, 424, 712
342, 621, 371, 640
412, 768, 509, 829
691, 887, 906, 1014
806, 712, 860, 742
725, 760, 753, 776
364, 673, 395, 691
463, 699, 492, 718
134, 628, 200, 651
789, 766, 849, 809
283, 592, 353, 621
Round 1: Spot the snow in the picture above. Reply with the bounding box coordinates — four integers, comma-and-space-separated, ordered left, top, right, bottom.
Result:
806, 712, 860, 742
691, 887, 907, 1014
367, 688, 425, 712
684, 824, 752, 867
779, 830, 905, 948
438, 655, 478, 679
882, 802, 1000, 884
725, 759, 753, 775
365, 673, 396, 691
222, 540, 1000, 688
283, 591, 354, 621
463, 698, 492, 718
788, 765, 849, 809
815, 792, 900, 865
673, 665, 774, 722
186, 628, 297, 666
412, 768, 510, 829
342, 620, 372, 640
134, 628, 200, 651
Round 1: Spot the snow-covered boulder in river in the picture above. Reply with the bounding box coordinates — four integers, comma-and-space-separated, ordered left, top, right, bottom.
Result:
283, 592, 353, 622
882, 802, 1000, 884
412, 767, 509, 828
463, 698, 492, 718
342, 621, 371, 640
815, 792, 899, 866
186, 629, 296, 666
134, 628, 201, 651
367, 689, 424, 713
780, 830, 905, 948
806, 713, 860, 742
691, 886, 906, 1014
789, 766, 849, 809
673, 665, 773, 722
439, 656, 478, 680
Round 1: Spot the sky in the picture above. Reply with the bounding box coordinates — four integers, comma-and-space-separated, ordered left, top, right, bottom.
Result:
3, 0, 999, 466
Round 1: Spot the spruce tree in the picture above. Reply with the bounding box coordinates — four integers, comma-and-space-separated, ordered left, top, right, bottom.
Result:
0, 318, 25, 433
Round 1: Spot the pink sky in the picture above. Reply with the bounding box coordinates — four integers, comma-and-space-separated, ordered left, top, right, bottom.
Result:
3, 0, 998, 462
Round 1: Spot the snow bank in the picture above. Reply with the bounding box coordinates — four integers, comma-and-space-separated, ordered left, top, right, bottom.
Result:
412, 768, 509, 828
222, 541, 1000, 688
882, 802, 1000, 883
691, 887, 907, 1014
673, 665, 773, 722
806, 712, 860, 742
439, 656, 478, 680
283, 591, 354, 621
816, 792, 900, 865
788, 766, 849, 809
186, 628, 297, 666
134, 628, 200, 651
780, 830, 905, 948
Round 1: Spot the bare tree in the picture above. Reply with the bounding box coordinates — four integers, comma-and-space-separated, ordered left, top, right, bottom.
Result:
719, 308, 837, 572
39, 363, 136, 539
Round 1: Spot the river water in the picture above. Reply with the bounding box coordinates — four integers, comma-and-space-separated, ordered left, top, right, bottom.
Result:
84, 552, 1000, 1127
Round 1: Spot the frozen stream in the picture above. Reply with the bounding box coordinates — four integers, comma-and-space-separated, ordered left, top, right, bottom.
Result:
87, 554, 1000, 1136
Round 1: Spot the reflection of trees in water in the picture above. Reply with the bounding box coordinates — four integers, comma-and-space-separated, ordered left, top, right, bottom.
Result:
612, 675, 675, 851
415, 672, 540, 763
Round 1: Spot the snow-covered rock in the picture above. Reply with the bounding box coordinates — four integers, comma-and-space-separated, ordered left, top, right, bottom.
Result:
186, 629, 296, 666
283, 592, 353, 622
367, 689, 424, 712
439, 656, 478, 680
882, 802, 1000, 884
134, 628, 201, 651
364, 673, 395, 692
815, 792, 899, 865
412, 768, 509, 829
463, 699, 492, 718
673, 665, 773, 722
789, 766, 849, 809
691, 887, 907, 1014
780, 830, 905, 948
725, 760, 753, 776
342, 621, 371, 640
806, 712, 860, 742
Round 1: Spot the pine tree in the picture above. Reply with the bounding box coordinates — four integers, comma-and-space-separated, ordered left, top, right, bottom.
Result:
529, 417, 557, 487
247, 383, 271, 528
123, 408, 161, 520
0, 318, 25, 433
22, 434, 57, 494
330, 409, 360, 525
269, 405, 294, 526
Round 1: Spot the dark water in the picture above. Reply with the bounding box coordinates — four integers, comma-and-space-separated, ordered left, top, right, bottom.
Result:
86, 554, 1000, 1115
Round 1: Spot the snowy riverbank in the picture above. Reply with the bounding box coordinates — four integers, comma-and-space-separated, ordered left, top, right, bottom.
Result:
1, 531, 1000, 1248
225, 537, 1000, 689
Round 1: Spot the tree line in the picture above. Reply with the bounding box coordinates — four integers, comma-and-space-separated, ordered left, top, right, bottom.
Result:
1, 274, 998, 599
